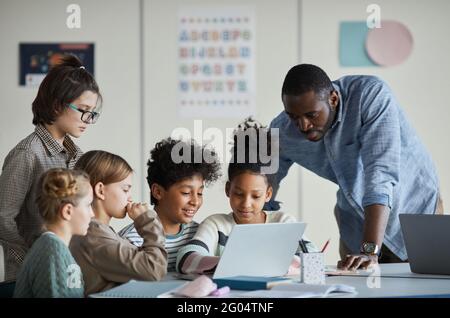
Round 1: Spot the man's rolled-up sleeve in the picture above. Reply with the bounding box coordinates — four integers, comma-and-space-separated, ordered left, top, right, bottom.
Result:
359, 80, 401, 209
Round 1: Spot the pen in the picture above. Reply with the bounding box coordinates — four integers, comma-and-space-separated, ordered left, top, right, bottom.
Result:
321, 239, 331, 253
299, 239, 309, 253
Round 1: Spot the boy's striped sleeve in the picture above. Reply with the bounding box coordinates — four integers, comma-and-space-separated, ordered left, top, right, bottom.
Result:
176, 217, 220, 273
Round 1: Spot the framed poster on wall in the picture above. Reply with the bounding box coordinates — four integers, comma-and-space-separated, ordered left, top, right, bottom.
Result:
19, 43, 94, 87
177, 7, 255, 118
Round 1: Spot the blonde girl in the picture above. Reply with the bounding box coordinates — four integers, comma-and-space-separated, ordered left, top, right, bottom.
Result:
14, 168, 93, 298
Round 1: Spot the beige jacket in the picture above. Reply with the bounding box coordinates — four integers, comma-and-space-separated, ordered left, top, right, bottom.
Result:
70, 210, 167, 296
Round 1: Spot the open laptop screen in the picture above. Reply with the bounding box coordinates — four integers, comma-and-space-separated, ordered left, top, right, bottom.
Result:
213, 222, 306, 279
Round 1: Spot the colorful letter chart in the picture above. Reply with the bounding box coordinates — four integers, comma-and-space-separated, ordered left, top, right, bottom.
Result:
178, 7, 255, 118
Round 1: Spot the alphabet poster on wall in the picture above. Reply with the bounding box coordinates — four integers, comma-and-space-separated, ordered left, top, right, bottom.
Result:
178, 7, 255, 118
19, 43, 94, 87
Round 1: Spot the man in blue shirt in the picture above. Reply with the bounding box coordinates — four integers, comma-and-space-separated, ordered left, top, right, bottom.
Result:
268, 64, 443, 270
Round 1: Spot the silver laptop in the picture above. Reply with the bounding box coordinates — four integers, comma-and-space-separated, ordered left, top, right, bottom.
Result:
400, 214, 450, 275
212, 222, 306, 279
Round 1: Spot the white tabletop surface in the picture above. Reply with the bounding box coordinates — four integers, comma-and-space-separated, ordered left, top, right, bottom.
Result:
165, 263, 450, 298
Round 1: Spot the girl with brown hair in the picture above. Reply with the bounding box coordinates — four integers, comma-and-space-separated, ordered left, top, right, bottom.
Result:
0, 54, 102, 282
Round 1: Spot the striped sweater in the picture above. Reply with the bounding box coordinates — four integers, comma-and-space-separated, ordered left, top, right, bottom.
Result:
119, 219, 199, 272
176, 211, 317, 274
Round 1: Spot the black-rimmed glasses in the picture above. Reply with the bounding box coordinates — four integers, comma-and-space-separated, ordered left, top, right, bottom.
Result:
67, 103, 100, 124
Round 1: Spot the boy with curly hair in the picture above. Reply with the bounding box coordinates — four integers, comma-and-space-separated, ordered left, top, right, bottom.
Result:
119, 138, 221, 272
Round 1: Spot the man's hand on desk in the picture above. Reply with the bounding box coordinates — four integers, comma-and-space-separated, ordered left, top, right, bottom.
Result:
337, 254, 378, 271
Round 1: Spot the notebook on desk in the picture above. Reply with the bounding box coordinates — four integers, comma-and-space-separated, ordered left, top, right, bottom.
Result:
89, 280, 186, 298
240, 283, 357, 298
213, 275, 293, 290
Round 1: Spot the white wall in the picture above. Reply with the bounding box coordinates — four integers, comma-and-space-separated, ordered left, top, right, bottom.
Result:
0, 0, 142, 231
144, 0, 303, 223
0, 0, 303, 234
300, 0, 450, 264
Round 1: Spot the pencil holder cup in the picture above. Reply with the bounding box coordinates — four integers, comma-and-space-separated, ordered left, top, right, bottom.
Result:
300, 252, 325, 285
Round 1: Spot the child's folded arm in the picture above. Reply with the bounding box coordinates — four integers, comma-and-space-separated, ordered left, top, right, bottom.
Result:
92, 211, 168, 282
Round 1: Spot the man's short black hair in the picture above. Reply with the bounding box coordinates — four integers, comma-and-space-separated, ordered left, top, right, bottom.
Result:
281, 64, 334, 100
147, 138, 222, 205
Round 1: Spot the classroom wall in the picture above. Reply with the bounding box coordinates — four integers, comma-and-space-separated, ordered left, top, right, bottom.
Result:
143, 0, 302, 226
0, 0, 142, 231
0, 0, 303, 241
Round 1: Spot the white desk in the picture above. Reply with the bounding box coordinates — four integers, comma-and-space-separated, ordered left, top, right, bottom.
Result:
325, 275, 450, 298
165, 263, 450, 298
323, 263, 450, 298
92, 264, 450, 298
